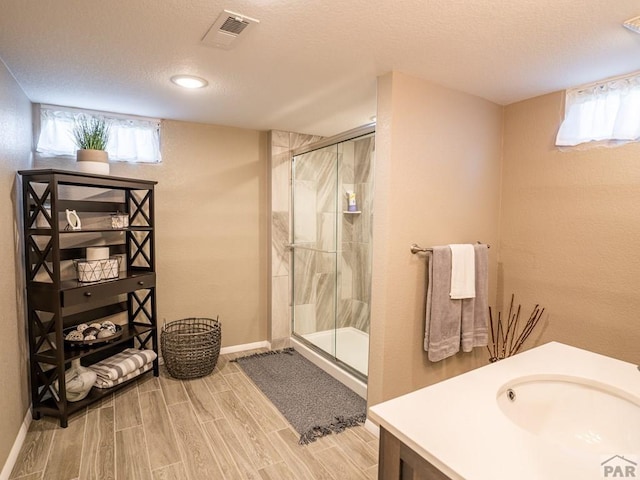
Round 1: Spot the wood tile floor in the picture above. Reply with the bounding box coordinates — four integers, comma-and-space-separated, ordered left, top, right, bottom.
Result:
9, 350, 379, 480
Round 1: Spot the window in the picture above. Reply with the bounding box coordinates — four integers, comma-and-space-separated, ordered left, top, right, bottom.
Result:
555, 72, 640, 147
36, 105, 162, 163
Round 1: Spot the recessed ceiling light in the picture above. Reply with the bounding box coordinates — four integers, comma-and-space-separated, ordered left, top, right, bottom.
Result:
170, 75, 209, 89
623, 15, 640, 34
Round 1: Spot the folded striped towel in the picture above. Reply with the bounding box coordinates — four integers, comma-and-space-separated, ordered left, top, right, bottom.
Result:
89, 348, 157, 381
94, 362, 152, 389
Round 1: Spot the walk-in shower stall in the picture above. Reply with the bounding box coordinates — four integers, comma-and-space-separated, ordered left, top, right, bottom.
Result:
290, 125, 374, 382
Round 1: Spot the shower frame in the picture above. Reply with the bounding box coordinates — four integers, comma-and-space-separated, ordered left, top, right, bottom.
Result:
289, 123, 375, 384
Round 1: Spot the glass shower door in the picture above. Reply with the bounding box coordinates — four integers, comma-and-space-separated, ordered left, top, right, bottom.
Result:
291, 143, 339, 364
291, 129, 373, 381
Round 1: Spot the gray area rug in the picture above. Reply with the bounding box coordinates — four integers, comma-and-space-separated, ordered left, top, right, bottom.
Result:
233, 348, 366, 444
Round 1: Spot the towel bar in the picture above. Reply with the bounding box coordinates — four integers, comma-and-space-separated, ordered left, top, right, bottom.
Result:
410, 242, 490, 254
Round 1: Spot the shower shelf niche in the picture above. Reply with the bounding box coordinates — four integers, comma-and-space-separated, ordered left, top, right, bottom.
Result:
342, 210, 361, 214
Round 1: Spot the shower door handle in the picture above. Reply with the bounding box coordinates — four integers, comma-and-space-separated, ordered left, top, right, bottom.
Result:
287, 244, 337, 254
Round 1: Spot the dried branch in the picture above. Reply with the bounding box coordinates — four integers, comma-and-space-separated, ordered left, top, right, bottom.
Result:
487, 296, 546, 361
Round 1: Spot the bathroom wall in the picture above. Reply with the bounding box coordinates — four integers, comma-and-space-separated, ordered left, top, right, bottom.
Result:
369, 71, 503, 407
500, 91, 640, 364
0, 61, 33, 473
34, 120, 269, 348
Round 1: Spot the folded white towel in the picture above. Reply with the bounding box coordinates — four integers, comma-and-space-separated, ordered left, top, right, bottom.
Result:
461, 244, 489, 351
449, 244, 475, 299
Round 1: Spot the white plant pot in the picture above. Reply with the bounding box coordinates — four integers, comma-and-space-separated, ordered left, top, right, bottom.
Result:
76, 161, 110, 175
76, 149, 109, 175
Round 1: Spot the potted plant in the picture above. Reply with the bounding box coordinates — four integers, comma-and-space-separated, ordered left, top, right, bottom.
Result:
72, 117, 110, 174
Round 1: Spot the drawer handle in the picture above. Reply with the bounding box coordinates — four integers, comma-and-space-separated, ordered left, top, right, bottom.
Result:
138, 281, 145, 286
84, 292, 92, 297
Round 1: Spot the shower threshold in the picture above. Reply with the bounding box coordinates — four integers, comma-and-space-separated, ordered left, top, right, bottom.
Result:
291, 327, 368, 399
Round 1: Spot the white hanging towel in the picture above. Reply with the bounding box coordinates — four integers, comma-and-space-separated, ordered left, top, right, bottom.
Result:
449, 244, 476, 299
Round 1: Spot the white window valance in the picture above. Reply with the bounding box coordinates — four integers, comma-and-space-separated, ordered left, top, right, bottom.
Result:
555, 72, 640, 147
36, 105, 162, 163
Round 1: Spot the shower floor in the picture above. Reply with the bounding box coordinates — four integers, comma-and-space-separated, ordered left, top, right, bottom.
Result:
302, 327, 369, 376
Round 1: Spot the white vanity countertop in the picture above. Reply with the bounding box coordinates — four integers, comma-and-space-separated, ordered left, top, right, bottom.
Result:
368, 342, 640, 480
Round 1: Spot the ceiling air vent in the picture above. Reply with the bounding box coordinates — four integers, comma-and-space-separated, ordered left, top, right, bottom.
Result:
202, 10, 260, 49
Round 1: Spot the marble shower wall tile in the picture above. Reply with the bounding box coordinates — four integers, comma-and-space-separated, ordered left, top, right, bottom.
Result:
271, 151, 291, 212
271, 211, 289, 276
293, 248, 316, 305
341, 209, 357, 243
272, 275, 291, 339
354, 136, 374, 184
294, 148, 333, 181
271, 130, 290, 148
351, 300, 370, 333
342, 242, 371, 304
336, 300, 369, 332
315, 249, 336, 275
294, 143, 339, 200
353, 182, 370, 243
318, 212, 336, 252
353, 242, 371, 304
341, 141, 355, 184
270, 337, 291, 350
293, 304, 316, 335
292, 180, 316, 243
338, 299, 352, 329
290, 132, 323, 151
315, 272, 336, 332
316, 158, 338, 215
340, 250, 353, 299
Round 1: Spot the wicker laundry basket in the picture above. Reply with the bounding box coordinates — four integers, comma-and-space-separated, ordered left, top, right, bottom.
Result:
161, 317, 221, 379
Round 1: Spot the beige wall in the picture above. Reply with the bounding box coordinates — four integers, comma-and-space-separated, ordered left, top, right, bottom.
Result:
500, 91, 640, 364
155, 121, 268, 346
0, 61, 33, 471
35, 120, 269, 347
369, 72, 504, 407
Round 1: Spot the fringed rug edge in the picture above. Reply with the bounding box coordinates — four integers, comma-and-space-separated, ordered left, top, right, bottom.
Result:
230, 347, 294, 362
298, 412, 367, 445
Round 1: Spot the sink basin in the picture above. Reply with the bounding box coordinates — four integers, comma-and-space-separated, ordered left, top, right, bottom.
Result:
497, 375, 640, 454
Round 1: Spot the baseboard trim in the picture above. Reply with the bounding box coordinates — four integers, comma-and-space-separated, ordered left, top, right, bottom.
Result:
1, 408, 32, 480
220, 340, 270, 355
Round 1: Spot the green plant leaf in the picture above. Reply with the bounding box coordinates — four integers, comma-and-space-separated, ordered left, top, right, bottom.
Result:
72, 116, 110, 151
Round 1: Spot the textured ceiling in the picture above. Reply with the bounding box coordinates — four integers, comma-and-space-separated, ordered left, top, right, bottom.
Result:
0, 0, 639, 136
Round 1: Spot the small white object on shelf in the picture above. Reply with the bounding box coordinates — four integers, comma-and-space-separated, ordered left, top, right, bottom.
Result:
111, 212, 129, 229
65, 209, 81, 230
86, 247, 110, 261
53, 359, 97, 402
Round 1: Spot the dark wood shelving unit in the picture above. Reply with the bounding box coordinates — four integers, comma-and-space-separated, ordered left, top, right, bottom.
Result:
19, 169, 159, 427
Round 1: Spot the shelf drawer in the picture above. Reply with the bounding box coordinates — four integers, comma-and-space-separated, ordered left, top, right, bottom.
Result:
62, 273, 155, 307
